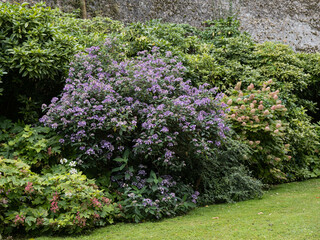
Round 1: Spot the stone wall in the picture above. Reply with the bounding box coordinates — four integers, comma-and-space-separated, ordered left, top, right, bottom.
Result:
4, 0, 320, 52
238, 0, 320, 52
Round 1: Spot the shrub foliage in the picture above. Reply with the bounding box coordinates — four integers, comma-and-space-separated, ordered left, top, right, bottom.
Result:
0, 157, 120, 235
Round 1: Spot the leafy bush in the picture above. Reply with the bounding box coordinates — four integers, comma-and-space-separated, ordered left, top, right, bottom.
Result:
197, 135, 263, 204
0, 124, 62, 170
40, 41, 229, 178
53, 12, 123, 48
296, 52, 320, 121
108, 152, 196, 222
0, 69, 5, 96
284, 116, 320, 180
0, 157, 120, 236
116, 20, 200, 58
0, 2, 122, 122
199, 17, 242, 46
0, 2, 79, 121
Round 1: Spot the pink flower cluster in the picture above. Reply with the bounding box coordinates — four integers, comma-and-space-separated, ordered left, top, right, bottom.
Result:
50, 192, 59, 213
102, 197, 111, 206
36, 217, 44, 226
91, 197, 102, 208
14, 214, 25, 225
74, 211, 86, 228
25, 182, 34, 194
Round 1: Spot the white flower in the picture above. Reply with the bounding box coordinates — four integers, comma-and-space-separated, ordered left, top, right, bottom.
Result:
60, 158, 68, 164
69, 161, 77, 167
65, 192, 73, 198
69, 168, 78, 175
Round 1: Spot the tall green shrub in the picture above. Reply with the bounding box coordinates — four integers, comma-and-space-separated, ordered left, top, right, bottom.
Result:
0, 2, 79, 121
0, 2, 122, 122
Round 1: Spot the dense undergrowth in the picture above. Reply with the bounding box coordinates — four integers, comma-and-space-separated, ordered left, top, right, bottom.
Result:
0, 2, 320, 238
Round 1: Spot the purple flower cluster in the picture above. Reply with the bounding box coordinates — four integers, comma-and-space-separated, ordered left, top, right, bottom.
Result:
191, 191, 200, 204
40, 40, 229, 170
113, 165, 195, 220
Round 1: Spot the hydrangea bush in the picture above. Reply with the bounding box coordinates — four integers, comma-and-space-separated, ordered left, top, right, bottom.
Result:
224, 80, 291, 183
40, 40, 229, 176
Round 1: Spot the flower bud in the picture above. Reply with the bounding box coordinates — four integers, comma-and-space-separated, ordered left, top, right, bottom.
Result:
235, 82, 242, 91
247, 83, 254, 91
227, 99, 233, 105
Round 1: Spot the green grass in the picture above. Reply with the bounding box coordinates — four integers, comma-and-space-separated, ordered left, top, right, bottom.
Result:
37, 178, 320, 240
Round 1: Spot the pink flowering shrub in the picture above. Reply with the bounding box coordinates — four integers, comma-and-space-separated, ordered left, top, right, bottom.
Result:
224, 80, 291, 183
0, 157, 120, 235
40, 40, 229, 175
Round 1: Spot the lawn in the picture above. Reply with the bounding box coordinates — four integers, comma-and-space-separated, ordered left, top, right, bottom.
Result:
36, 178, 320, 240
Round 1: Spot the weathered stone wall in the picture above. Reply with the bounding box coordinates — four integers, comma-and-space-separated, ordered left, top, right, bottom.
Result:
5, 0, 320, 52
238, 0, 320, 52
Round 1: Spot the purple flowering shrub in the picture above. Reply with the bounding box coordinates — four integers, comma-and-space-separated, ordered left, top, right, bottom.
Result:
40, 40, 229, 174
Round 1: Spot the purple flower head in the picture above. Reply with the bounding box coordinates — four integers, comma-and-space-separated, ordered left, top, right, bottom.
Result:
78, 121, 86, 127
